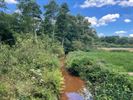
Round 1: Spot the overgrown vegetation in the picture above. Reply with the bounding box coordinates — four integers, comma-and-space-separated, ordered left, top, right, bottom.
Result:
0, 34, 64, 100
66, 51, 133, 100
0, 0, 98, 99
0, 0, 133, 100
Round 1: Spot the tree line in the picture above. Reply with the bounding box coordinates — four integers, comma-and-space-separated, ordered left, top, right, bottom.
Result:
1, 0, 133, 52
100, 36, 133, 47
0, 0, 98, 53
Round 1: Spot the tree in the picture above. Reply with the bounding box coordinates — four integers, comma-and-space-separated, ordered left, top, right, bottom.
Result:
0, 0, 97, 51
0, 12, 15, 45
56, 3, 69, 47
0, 0, 6, 9
17, 0, 42, 35
101, 36, 119, 44
100, 36, 133, 47
55, 4, 97, 52
43, 0, 58, 40
0, 1, 14, 44
77, 15, 97, 45
128, 37, 133, 44
116, 37, 128, 45
67, 14, 97, 51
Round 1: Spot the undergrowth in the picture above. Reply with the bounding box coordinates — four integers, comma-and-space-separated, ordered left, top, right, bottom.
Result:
0, 34, 64, 100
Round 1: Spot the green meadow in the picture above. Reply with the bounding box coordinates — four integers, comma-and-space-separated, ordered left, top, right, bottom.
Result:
86, 51, 133, 72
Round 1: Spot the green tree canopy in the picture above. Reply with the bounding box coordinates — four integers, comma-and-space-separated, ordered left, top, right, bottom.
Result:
17, 0, 42, 33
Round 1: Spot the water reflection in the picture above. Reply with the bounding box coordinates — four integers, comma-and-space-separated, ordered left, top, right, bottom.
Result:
66, 88, 93, 100
67, 92, 83, 100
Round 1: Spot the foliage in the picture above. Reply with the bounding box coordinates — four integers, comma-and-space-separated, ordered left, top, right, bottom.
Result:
17, 0, 42, 34
85, 65, 133, 100
0, 0, 98, 52
0, 34, 64, 100
0, 0, 6, 9
55, 9, 98, 52
66, 51, 133, 100
43, 0, 58, 36
0, 12, 15, 45
100, 36, 133, 47
41, 1, 98, 53
1, 0, 133, 100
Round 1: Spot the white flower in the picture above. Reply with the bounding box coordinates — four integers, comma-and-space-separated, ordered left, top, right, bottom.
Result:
40, 79, 44, 83
31, 77, 35, 80
37, 69, 41, 73
38, 73, 42, 76
30, 69, 35, 72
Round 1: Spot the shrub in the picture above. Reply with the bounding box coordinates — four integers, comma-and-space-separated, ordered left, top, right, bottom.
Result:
0, 34, 64, 100
0, 83, 7, 100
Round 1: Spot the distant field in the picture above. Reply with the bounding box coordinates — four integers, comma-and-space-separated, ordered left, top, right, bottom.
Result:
99, 48, 133, 52
87, 51, 133, 72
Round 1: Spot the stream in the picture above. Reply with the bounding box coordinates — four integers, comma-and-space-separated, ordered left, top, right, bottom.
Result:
60, 57, 93, 100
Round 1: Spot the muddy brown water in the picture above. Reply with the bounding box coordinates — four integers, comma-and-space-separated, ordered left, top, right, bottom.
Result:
60, 57, 85, 100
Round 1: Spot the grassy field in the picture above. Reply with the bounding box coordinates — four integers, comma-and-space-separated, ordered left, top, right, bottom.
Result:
86, 50, 133, 72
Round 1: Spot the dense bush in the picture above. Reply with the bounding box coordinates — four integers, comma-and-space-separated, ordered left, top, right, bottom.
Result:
0, 34, 64, 100
0, 12, 16, 46
66, 51, 94, 76
66, 51, 133, 100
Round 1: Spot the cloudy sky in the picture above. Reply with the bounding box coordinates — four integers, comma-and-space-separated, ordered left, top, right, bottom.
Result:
4, 0, 133, 37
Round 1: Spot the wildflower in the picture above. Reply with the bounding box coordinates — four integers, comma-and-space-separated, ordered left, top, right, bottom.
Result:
31, 76, 35, 80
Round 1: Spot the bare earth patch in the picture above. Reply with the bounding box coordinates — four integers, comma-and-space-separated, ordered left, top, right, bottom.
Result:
99, 48, 133, 52
128, 72, 133, 76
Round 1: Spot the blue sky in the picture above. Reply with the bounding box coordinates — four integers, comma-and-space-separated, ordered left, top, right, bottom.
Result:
4, 0, 133, 37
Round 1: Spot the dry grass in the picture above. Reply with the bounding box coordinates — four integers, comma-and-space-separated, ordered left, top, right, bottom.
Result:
99, 48, 133, 52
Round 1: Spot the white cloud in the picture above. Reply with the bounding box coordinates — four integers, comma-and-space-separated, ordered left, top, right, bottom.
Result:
115, 30, 127, 37
115, 30, 127, 34
85, 13, 120, 27
124, 19, 132, 23
80, 0, 133, 8
130, 0, 133, 2
5, 0, 18, 4
98, 14, 120, 26
119, 0, 133, 7
14, 9, 21, 14
129, 34, 133, 37
85, 17, 98, 26
98, 33, 105, 37
80, 0, 116, 8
